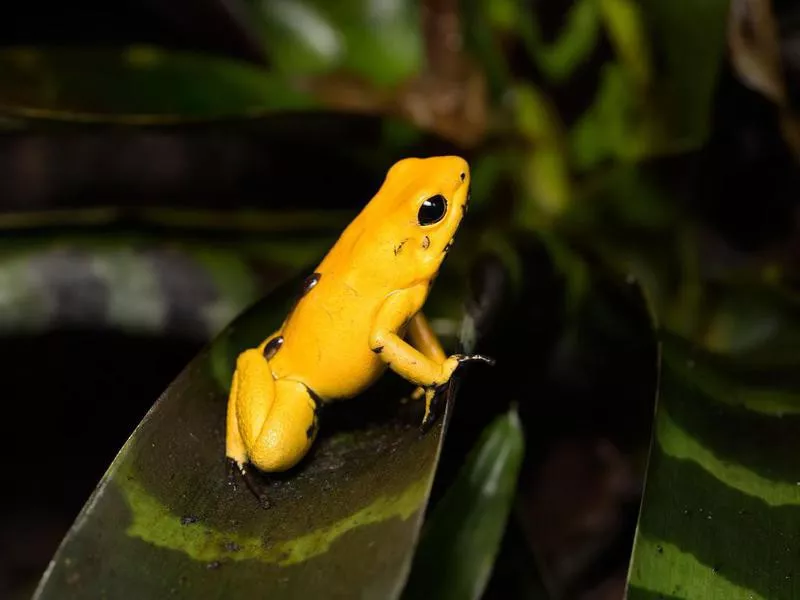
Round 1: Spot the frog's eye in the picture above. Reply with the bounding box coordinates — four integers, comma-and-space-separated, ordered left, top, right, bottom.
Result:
418, 194, 447, 226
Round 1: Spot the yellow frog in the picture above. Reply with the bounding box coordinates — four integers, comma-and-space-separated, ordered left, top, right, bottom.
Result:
226, 156, 492, 493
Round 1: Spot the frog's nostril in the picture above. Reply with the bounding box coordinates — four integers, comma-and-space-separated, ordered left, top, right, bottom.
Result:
460, 172, 466, 182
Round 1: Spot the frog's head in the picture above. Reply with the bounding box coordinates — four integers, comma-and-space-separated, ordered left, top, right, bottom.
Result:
369, 155, 471, 282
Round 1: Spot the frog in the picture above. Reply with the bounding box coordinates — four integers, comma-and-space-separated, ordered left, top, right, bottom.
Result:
225, 156, 493, 502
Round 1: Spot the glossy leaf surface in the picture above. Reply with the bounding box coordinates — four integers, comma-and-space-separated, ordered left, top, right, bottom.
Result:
402, 408, 525, 600
627, 330, 800, 600
33, 272, 464, 599
249, 0, 422, 86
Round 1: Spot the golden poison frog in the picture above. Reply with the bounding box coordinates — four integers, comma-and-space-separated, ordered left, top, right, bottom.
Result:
226, 156, 493, 504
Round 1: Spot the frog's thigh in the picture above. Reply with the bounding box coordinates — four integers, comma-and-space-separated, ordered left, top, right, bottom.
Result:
408, 312, 446, 361
230, 348, 278, 452
248, 379, 318, 473
226, 367, 248, 465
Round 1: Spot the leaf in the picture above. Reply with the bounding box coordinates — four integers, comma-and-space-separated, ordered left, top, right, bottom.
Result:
627, 330, 800, 599
513, 84, 573, 219
727, 0, 800, 158
248, 0, 422, 87
33, 269, 472, 599
598, 0, 652, 88
638, 0, 731, 147
728, 0, 786, 105
0, 46, 316, 122
402, 408, 525, 600
696, 283, 800, 361
0, 210, 341, 338
569, 62, 668, 169
569, 0, 731, 167
517, 0, 602, 83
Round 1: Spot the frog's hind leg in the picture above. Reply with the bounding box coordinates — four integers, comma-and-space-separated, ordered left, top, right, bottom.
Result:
226, 350, 318, 507
226, 348, 273, 469
406, 312, 448, 430
227, 349, 317, 472
247, 378, 319, 473
225, 366, 248, 467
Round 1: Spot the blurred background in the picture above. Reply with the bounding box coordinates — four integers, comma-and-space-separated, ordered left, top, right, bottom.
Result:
0, 0, 798, 598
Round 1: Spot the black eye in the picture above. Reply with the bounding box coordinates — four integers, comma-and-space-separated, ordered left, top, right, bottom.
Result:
418, 194, 447, 226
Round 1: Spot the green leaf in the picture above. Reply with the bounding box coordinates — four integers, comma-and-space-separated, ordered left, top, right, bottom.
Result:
569, 0, 730, 167
638, 0, 731, 147
0, 46, 316, 122
598, 0, 652, 87
33, 265, 475, 598
402, 408, 525, 600
465, 0, 601, 91
696, 284, 800, 362
249, 0, 422, 87
0, 209, 343, 338
628, 330, 800, 599
513, 84, 573, 219
519, 0, 602, 83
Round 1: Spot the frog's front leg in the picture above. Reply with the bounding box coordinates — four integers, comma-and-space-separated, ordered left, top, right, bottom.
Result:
406, 312, 448, 428
369, 292, 493, 429
226, 348, 319, 505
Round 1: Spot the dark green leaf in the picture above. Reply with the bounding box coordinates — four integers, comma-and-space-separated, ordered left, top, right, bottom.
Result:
627, 331, 800, 599
638, 0, 731, 147
518, 0, 602, 83
0, 210, 342, 338
402, 408, 525, 600
568, 0, 730, 166
33, 266, 471, 598
248, 0, 422, 87
693, 283, 800, 362
0, 47, 315, 121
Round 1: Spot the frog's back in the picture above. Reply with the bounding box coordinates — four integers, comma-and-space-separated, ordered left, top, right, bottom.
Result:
268, 268, 392, 400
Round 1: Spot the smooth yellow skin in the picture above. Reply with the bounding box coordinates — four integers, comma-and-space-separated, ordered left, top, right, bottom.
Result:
226, 156, 472, 474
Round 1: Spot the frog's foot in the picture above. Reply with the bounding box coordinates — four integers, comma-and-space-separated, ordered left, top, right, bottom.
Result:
454, 353, 496, 367
418, 353, 495, 434
410, 386, 426, 401
419, 385, 447, 433
226, 452, 272, 510
227, 458, 271, 509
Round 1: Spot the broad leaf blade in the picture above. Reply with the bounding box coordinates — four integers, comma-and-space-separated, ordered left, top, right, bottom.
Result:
0, 215, 339, 339
402, 408, 525, 600
627, 331, 800, 600
248, 0, 422, 87
0, 46, 315, 122
34, 274, 461, 599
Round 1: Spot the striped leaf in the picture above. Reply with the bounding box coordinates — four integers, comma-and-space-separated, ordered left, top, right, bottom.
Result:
32, 267, 473, 599
627, 330, 800, 599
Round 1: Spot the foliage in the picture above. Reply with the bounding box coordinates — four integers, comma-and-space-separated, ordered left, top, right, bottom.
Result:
0, 0, 797, 597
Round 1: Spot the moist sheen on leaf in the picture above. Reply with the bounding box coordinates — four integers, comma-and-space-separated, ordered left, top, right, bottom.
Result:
34, 273, 464, 599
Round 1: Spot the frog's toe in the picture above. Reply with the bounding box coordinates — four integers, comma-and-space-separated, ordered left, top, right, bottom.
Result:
226, 457, 241, 490
419, 386, 447, 433
400, 386, 425, 405
456, 353, 496, 367
230, 461, 272, 509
